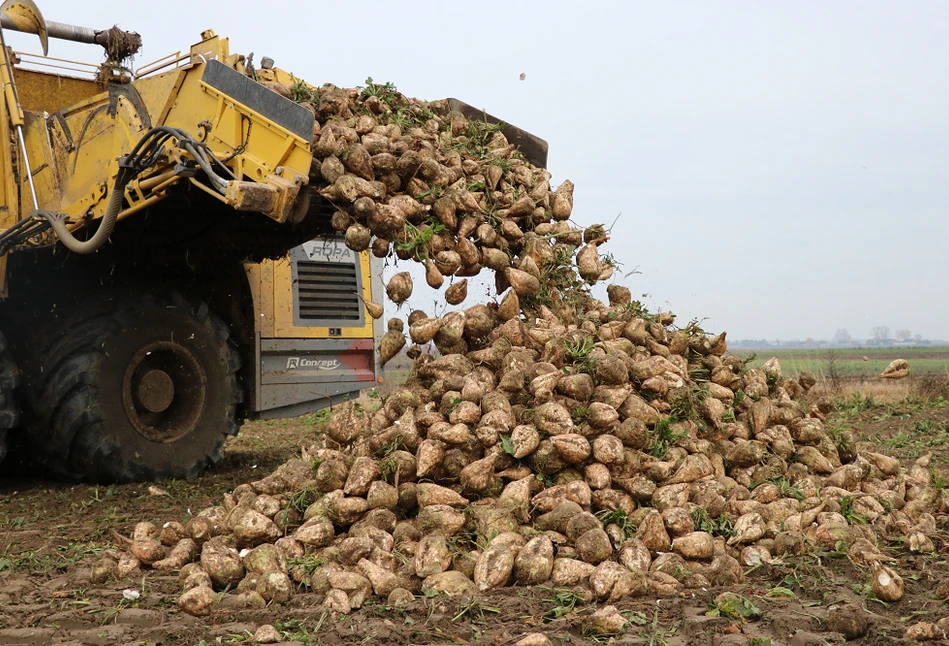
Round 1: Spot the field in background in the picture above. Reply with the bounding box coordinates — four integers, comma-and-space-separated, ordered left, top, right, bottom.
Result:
734, 346, 949, 380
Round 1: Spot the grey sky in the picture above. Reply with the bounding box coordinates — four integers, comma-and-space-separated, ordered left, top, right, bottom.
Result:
10, 1, 949, 342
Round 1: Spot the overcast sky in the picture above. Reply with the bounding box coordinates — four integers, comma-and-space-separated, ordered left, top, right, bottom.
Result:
10, 1, 949, 342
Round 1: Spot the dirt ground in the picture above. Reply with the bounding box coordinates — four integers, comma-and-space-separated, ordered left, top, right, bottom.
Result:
1, 400, 947, 646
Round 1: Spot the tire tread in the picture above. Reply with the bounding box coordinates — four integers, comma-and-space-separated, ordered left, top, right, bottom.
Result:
24, 290, 241, 482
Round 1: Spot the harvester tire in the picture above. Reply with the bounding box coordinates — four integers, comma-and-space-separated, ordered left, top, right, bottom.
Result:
0, 331, 21, 465
25, 290, 241, 483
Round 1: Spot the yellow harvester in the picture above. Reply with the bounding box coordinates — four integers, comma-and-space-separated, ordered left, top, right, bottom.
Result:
0, 2, 547, 483
0, 3, 392, 482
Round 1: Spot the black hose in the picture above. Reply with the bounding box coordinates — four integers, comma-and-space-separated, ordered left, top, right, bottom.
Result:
0, 217, 51, 256
41, 126, 176, 254
180, 141, 228, 191
43, 126, 232, 254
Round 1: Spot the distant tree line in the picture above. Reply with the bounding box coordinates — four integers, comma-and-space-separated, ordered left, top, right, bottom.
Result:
733, 327, 932, 349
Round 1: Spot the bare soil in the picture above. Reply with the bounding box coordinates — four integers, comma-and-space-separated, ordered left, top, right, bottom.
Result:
1, 404, 947, 646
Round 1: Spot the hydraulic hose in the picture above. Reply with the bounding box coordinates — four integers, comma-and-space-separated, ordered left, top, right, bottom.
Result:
42, 126, 228, 254
44, 169, 131, 254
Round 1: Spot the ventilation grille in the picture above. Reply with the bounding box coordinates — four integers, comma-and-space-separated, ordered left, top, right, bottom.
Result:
296, 261, 361, 322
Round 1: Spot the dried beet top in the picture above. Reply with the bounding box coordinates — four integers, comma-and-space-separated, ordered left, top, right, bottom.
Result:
98, 79, 949, 622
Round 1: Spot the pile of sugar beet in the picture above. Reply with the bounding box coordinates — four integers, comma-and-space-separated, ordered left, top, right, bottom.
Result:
95, 80, 949, 638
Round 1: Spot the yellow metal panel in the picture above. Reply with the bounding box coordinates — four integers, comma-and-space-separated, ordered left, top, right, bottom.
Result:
190, 32, 229, 64
161, 66, 312, 189
270, 251, 375, 339
22, 112, 56, 210
272, 255, 295, 331
254, 261, 275, 337
0, 52, 16, 292
0, 59, 17, 233
0, 46, 22, 230
35, 91, 145, 219
128, 70, 186, 127
14, 69, 100, 114
13, 57, 313, 229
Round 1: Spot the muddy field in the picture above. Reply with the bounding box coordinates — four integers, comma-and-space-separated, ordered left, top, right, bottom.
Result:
1, 399, 947, 646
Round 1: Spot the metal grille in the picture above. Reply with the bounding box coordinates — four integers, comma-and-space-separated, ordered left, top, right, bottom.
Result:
296, 261, 361, 321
